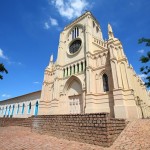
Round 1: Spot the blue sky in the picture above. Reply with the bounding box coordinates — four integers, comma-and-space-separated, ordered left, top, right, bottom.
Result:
0, 0, 150, 101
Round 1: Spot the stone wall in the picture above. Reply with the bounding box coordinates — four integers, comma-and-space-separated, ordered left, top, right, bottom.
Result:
0, 113, 126, 147
0, 117, 32, 127
31, 113, 126, 147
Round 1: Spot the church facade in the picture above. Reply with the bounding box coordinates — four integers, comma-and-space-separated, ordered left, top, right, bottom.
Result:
0, 12, 150, 119
38, 12, 150, 119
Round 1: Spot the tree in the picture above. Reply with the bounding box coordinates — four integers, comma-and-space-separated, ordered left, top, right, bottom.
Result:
138, 38, 150, 87
0, 63, 8, 80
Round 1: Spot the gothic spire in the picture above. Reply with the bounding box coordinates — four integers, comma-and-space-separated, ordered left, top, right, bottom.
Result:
48, 54, 53, 68
108, 23, 114, 39
50, 54, 53, 62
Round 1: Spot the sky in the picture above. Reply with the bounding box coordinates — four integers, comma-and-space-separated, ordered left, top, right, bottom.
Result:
0, 0, 150, 101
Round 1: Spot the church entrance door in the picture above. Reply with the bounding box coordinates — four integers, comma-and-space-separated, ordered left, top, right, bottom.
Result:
64, 76, 83, 114
69, 95, 81, 114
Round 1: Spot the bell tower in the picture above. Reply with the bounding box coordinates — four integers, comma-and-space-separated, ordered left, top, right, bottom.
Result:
38, 11, 149, 119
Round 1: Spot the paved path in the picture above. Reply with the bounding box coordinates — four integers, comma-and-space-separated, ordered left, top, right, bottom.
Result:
0, 119, 150, 150
110, 119, 150, 150
0, 126, 105, 150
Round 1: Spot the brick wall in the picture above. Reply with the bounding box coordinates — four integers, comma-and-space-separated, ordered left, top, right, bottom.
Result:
0, 117, 32, 127
31, 113, 126, 147
0, 113, 126, 147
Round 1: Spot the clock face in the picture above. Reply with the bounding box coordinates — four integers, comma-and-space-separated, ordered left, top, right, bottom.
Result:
69, 39, 82, 54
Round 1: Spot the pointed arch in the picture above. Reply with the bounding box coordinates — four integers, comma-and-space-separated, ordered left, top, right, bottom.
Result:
66, 67, 68, 76
63, 69, 65, 77
81, 61, 83, 71
2, 107, 4, 115
5, 106, 7, 116
67, 24, 84, 38
77, 63, 79, 73
22, 103, 25, 114
17, 104, 19, 114
99, 70, 110, 92
63, 75, 82, 94
70, 66, 72, 75
64, 75, 83, 114
8, 105, 11, 117
120, 62, 129, 89
28, 102, 31, 114
34, 101, 39, 116
11, 105, 15, 117
102, 74, 109, 92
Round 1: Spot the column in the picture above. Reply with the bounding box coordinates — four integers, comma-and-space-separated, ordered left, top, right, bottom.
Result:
65, 68, 67, 77
75, 64, 78, 74
68, 67, 70, 76
79, 62, 82, 72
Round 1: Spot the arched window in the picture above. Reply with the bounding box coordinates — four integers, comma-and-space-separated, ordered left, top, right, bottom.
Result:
77, 27, 79, 37
85, 61, 87, 71
8, 105, 11, 116
5, 106, 7, 116
2, 107, 4, 115
63, 69, 65, 77
73, 65, 75, 74
17, 104, 20, 114
96, 26, 99, 33
81, 62, 83, 71
12, 105, 15, 117
22, 103, 25, 114
34, 101, 39, 116
77, 64, 79, 72
0, 108, 1, 115
67, 67, 68, 76
72, 27, 79, 39
102, 74, 109, 92
70, 66, 72, 75
72, 30, 74, 39
28, 102, 31, 114
93, 21, 95, 28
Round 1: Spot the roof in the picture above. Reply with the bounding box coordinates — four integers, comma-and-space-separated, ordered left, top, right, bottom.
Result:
64, 11, 100, 30
0, 90, 41, 103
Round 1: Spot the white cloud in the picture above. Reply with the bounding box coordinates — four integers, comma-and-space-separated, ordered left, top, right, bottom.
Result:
0, 48, 22, 66
7, 61, 22, 66
0, 48, 8, 60
51, 0, 89, 20
2, 94, 11, 98
50, 17, 58, 26
138, 49, 144, 54
33, 81, 40, 84
139, 74, 147, 79
44, 22, 50, 29
44, 17, 58, 30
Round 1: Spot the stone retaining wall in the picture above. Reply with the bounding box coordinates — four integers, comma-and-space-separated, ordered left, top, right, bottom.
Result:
0, 117, 32, 127
31, 113, 126, 147
0, 113, 126, 147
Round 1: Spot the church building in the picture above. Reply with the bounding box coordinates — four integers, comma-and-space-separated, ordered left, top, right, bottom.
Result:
0, 11, 150, 119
